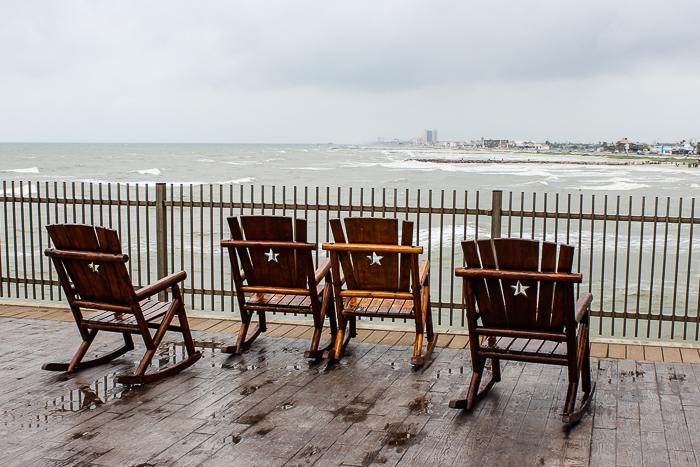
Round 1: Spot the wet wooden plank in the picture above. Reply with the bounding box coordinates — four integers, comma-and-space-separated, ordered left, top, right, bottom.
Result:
4, 314, 700, 466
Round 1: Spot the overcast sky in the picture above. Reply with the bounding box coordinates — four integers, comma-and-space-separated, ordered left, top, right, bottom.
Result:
1, 1, 699, 144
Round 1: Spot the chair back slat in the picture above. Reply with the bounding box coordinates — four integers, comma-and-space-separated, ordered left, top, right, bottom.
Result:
476, 240, 508, 326
342, 217, 408, 292
329, 219, 358, 289
551, 244, 575, 330
461, 240, 494, 323
46, 224, 134, 305
536, 242, 558, 329
398, 220, 413, 292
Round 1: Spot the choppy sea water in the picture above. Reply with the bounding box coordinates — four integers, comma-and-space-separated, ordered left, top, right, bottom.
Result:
0, 143, 698, 197
2, 143, 700, 341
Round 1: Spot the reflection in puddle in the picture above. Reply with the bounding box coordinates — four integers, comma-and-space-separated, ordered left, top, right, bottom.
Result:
46, 372, 127, 412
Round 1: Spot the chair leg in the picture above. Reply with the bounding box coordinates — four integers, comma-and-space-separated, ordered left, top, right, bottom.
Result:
491, 358, 501, 382
115, 301, 201, 386
42, 330, 134, 373
221, 309, 264, 354
562, 326, 596, 423
324, 307, 351, 360
450, 354, 499, 409
306, 288, 334, 359
410, 287, 437, 366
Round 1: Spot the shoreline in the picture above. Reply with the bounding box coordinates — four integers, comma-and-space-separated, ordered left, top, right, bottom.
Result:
409, 157, 692, 167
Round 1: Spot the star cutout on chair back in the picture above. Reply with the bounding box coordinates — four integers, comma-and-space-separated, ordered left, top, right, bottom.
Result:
264, 248, 279, 262
367, 252, 383, 266
88, 262, 100, 274
510, 281, 529, 297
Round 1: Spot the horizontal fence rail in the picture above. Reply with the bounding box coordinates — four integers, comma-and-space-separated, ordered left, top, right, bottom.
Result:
2, 181, 700, 343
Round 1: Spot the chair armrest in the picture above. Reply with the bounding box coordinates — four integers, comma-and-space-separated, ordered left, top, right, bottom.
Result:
315, 257, 332, 296
314, 257, 332, 284
456, 267, 582, 283
136, 270, 187, 300
575, 293, 593, 323
419, 260, 430, 286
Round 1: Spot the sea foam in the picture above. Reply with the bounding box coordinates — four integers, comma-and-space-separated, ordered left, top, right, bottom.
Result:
132, 168, 161, 176
4, 167, 40, 174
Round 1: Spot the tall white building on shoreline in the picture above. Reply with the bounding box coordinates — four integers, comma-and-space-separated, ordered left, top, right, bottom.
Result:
421, 129, 438, 143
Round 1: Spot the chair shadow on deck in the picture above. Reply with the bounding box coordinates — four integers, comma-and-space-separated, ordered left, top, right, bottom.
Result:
450, 238, 595, 423
42, 224, 201, 385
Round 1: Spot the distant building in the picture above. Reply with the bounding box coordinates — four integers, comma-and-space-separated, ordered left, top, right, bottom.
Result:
483, 139, 510, 149
614, 138, 645, 153
422, 130, 433, 143
432, 129, 438, 143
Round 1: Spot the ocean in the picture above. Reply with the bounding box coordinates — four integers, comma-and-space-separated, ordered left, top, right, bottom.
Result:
2, 143, 699, 341
0, 143, 697, 197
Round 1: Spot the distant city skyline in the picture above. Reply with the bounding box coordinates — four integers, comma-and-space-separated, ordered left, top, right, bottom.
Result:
1, 1, 699, 144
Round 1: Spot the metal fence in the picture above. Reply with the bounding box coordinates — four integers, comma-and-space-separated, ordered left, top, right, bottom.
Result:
2, 181, 700, 343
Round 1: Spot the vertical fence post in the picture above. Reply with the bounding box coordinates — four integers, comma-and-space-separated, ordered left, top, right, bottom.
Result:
491, 190, 502, 238
156, 183, 168, 300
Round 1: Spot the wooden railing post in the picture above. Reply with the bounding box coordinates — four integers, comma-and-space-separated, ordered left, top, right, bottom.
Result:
491, 190, 502, 239
156, 183, 168, 300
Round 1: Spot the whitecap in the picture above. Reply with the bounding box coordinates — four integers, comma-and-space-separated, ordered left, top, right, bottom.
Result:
223, 177, 256, 184
278, 150, 287, 153
131, 168, 161, 176
4, 167, 40, 174
196, 159, 215, 163
222, 161, 259, 166
579, 182, 649, 191
289, 167, 333, 171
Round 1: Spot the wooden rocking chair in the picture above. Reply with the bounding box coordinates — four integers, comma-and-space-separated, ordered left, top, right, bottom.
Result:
451, 238, 595, 423
322, 217, 436, 365
43, 224, 201, 385
221, 215, 337, 358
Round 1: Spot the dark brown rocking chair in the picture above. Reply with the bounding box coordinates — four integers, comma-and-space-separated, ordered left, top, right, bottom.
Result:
451, 238, 595, 423
322, 217, 436, 365
221, 215, 337, 358
43, 224, 201, 385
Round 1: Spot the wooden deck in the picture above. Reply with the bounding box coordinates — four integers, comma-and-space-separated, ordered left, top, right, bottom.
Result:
2, 303, 700, 466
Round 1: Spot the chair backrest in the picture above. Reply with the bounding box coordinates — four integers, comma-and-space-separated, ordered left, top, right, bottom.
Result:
329, 217, 415, 292
45, 224, 135, 307
461, 238, 575, 332
225, 215, 315, 289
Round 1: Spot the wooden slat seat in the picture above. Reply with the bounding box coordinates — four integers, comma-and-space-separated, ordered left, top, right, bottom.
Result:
449, 238, 595, 423
221, 215, 337, 358
341, 297, 415, 318
82, 300, 172, 328
480, 336, 568, 359
247, 293, 313, 310
322, 217, 436, 365
43, 224, 201, 385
